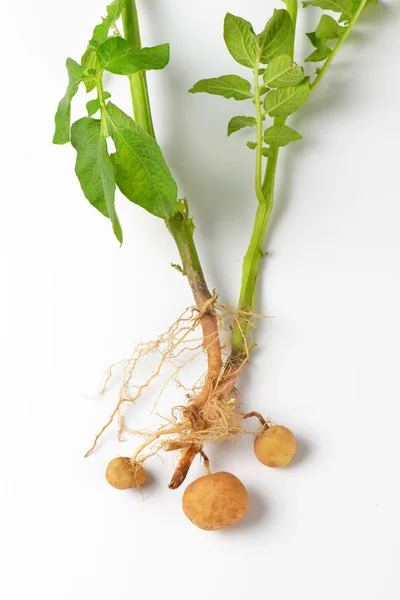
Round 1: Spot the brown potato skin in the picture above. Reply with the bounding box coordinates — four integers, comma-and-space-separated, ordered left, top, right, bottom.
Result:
254, 425, 296, 468
182, 472, 248, 531
105, 457, 146, 490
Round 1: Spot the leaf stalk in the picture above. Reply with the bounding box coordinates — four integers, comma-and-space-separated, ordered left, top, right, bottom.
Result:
95, 69, 109, 137
122, 0, 156, 137
311, 0, 369, 93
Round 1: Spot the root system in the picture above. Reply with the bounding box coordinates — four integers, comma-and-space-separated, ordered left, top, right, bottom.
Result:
85, 294, 270, 488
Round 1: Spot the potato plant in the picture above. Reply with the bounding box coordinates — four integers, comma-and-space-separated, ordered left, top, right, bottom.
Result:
54, 0, 379, 530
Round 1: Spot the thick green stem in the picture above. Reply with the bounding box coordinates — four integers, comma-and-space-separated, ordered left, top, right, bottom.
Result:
166, 205, 223, 395
166, 205, 212, 306
230, 2, 299, 357
122, 0, 212, 306
122, 0, 155, 137
230, 144, 279, 356
231, 1, 368, 358
231, 57, 282, 355
285, 0, 298, 26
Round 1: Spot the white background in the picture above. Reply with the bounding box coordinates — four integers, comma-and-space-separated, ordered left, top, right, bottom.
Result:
1, 1, 399, 598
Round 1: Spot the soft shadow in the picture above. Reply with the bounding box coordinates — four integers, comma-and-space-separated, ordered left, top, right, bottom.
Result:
262, 1, 391, 261
219, 487, 268, 534
361, 1, 394, 24
129, 467, 159, 500
141, 467, 158, 491
286, 435, 313, 469
141, 2, 252, 301
139, 1, 394, 369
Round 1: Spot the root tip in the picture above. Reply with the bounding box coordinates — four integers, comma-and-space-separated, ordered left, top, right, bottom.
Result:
168, 471, 185, 490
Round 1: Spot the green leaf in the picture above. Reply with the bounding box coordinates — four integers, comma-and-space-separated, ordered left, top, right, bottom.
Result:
263, 55, 304, 88
81, 0, 125, 91
305, 46, 332, 63
171, 263, 184, 274
262, 147, 271, 157
264, 82, 311, 117
86, 98, 101, 117
106, 103, 178, 218
302, 0, 352, 15
70, 117, 122, 244
353, 0, 378, 10
258, 9, 294, 64
315, 15, 345, 39
227, 116, 257, 136
53, 58, 83, 145
86, 92, 111, 117
91, 0, 124, 44
223, 13, 258, 68
259, 85, 270, 96
264, 124, 302, 146
97, 37, 170, 75
247, 141, 257, 150
307, 32, 321, 49
305, 29, 336, 62
104, 0, 124, 22
81, 48, 98, 93
189, 75, 253, 101
306, 30, 332, 63
339, 0, 378, 24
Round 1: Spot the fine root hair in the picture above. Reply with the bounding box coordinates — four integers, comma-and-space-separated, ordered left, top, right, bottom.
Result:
85, 297, 269, 463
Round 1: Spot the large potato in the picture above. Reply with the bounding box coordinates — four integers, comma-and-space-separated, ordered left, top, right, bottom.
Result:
182, 471, 248, 530
105, 457, 146, 490
254, 425, 296, 467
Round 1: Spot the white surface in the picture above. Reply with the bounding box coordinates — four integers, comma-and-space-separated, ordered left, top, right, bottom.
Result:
1, 1, 399, 598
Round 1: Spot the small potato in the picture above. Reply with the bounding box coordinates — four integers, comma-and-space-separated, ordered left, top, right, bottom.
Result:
105, 457, 146, 490
182, 471, 248, 531
254, 425, 296, 468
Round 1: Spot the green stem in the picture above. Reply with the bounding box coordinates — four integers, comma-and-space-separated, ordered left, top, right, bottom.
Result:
166, 204, 212, 306
230, 3, 299, 357
122, 0, 155, 138
254, 61, 265, 205
122, 3, 220, 491
231, 0, 368, 357
230, 145, 279, 356
95, 69, 109, 137
285, 0, 298, 26
122, 1, 213, 305
311, 0, 368, 93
